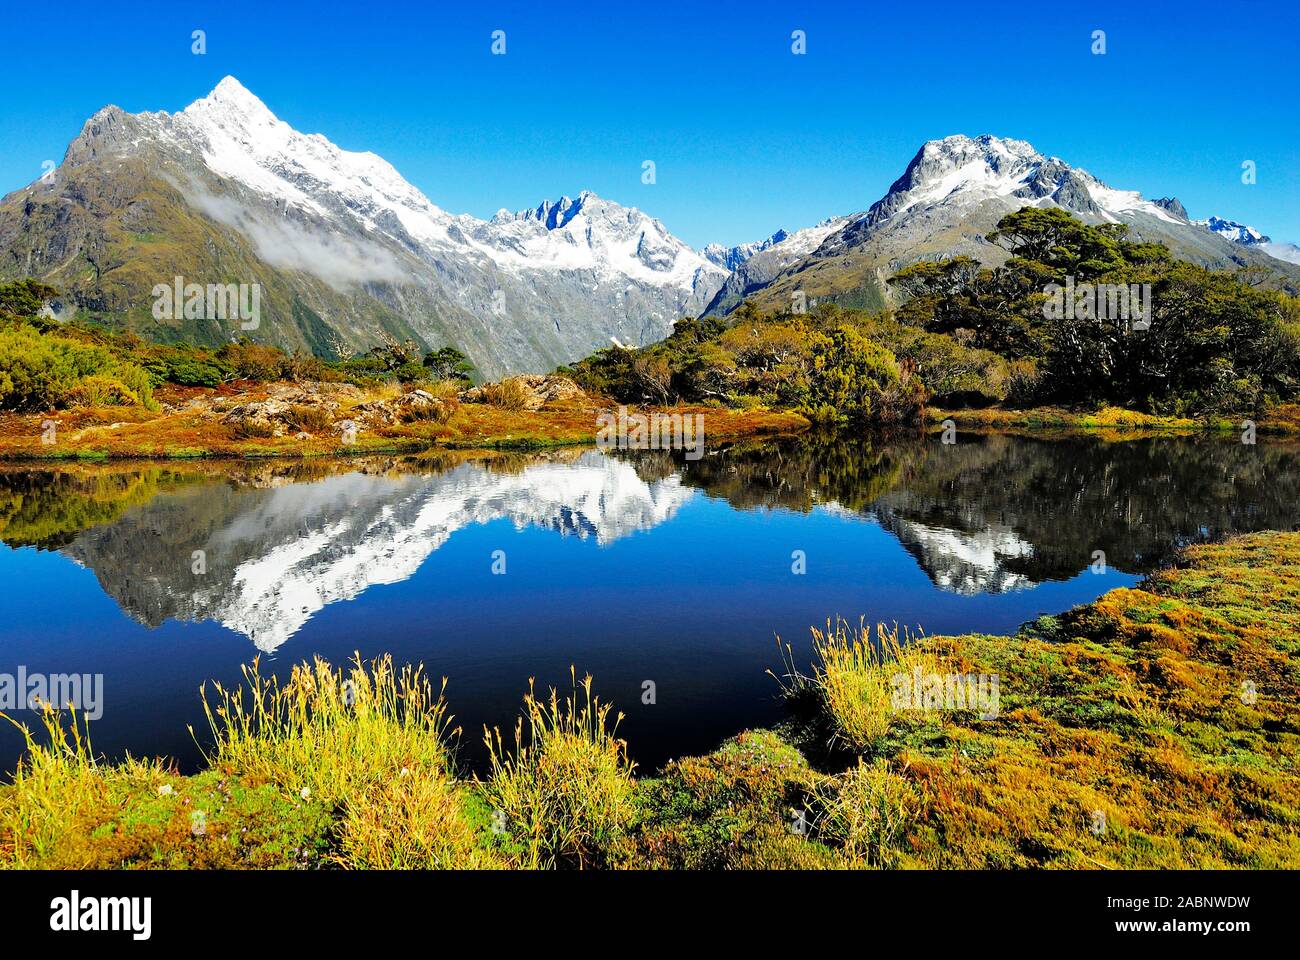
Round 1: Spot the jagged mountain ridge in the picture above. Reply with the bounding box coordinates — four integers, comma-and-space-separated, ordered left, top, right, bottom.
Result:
0, 77, 726, 379
1195, 215, 1270, 245
1195, 214, 1300, 266
709, 134, 1300, 315
700, 216, 854, 315
702, 229, 795, 271
5, 92, 1298, 369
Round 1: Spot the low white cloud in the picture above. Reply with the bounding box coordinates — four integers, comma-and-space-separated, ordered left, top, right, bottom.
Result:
179, 177, 409, 291
1260, 242, 1300, 266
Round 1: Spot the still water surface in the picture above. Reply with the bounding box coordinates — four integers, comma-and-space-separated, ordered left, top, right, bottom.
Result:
2, 432, 1296, 773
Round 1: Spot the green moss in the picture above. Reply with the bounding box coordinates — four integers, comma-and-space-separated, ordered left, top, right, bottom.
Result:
617, 729, 833, 869
2, 532, 1297, 869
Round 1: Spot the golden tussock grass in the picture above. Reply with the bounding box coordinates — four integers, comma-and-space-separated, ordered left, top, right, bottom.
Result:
774, 619, 945, 752
1, 655, 493, 869
4, 534, 1296, 869
479, 377, 532, 411
481, 669, 635, 869
0, 388, 808, 459
815, 758, 921, 869
0, 706, 168, 868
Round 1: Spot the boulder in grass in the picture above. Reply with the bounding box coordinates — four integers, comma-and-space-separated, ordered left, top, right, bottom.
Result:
353, 388, 457, 427
459, 375, 589, 411
220, 398, 293, 437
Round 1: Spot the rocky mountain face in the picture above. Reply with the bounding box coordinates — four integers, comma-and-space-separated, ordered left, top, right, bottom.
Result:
0, 77, 725, 379
700, 217, 854, 315
1195, 215, 1300, 266
702, 230, 794, 271
1195, 215, 1269, 245
6, 91, 1298, 372
707, 134, 1300, 315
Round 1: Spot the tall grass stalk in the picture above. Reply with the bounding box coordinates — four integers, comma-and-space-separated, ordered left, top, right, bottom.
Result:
482, 669, 634, 869
1, 704, 162, 867
197, 654, 460, 802
197, 654, 493, 868
816, 757, 920, 868
772, 618, 941, 752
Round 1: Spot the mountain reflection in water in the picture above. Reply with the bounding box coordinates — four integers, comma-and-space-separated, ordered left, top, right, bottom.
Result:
1, 433, 1297, 772
51, 451, 692, 651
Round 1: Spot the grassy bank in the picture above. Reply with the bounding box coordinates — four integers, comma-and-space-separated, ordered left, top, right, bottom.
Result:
3, 531, 1297, 869
10, 388, 1296, 462
929, 403, 1300, 438
0, 381, 808, 461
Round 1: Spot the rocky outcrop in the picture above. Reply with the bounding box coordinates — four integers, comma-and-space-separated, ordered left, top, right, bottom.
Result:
216, 382, 354, 436
352, 388, 453, 427
459, 375, 590, 412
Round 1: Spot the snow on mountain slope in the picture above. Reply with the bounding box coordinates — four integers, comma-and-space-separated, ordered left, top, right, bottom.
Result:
701, 216, 854, 314
476, 192, 718, 288
1191, 215, 1300, 266
65, 451, 695, 651
703, 231, 791, 271
733, 134, 1300, 313
166, 78, 722, 294
704, 219, 854, 272
179, 78, 440, 229
1194, 215, 1270, 245
858, 135, 1182, 229
4, 76, 725, 378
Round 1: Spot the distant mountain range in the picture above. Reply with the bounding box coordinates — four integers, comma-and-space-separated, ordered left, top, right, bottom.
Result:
1193, 215, 1300, 265
706, 135, 1300, 316
2, 79, 1297, 377
0, 78, 724, 379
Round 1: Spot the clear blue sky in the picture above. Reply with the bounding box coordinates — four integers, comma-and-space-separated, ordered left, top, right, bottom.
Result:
1, 0, 1296, 248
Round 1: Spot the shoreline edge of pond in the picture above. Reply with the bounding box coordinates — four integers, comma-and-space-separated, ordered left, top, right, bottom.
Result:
3, 528, 1296, 869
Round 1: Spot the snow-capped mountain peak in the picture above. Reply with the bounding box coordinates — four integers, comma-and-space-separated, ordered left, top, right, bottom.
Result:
463, 190, 722, 286
1193, 215, 1300, 266
165, 79, 723, 292
509, 191, 607, 229
698, 215, 856, 314
190, 75, 278, 124
36, 76, 728, 379
172, 76, 456, 239
711, 132, 1300, 317
1194, 215, 1270, 245
866, 133, 1184, 230
703, 229, 791, 271
702, 219, 852, 273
